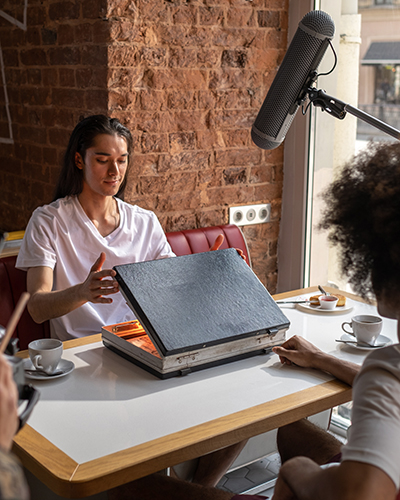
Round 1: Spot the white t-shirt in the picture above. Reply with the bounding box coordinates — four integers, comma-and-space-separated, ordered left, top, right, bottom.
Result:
16, 196, 175, 341
341, 344, 400, 489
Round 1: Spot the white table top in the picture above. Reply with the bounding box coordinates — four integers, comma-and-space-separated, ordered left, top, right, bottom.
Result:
23, 291, 398, 465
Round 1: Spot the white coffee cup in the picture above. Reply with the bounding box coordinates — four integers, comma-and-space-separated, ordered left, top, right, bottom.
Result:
28, 339, 63, 375
341, 315, 382, 345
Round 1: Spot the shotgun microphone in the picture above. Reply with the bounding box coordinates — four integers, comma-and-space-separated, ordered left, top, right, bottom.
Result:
251, 10, 335, 150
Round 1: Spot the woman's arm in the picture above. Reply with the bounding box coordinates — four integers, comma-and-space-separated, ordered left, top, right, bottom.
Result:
272, 335, 359, 386
26, 252, 119, 324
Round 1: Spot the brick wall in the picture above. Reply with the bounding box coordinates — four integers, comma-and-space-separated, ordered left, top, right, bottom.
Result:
0, 0, 288, 292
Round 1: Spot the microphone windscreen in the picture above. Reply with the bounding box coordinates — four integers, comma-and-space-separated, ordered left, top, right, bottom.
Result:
252, 10, 335, 150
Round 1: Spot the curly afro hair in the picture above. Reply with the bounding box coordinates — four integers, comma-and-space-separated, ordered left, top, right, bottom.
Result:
319, 141, 400, 302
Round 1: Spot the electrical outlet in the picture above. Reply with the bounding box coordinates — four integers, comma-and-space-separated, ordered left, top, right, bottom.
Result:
229, 204, 271, 226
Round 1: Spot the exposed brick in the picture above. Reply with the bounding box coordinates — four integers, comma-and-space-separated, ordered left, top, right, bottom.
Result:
206, 185, 254, 206
108, 68, 144, 89
85, 89, 108, 110
249, 165, 272, 184
109, 21, 139, 43
221, 49, 249, 68
43, 147, 58, 166
41, 28, 58, 45
138, 90, 166, 111
167, 90, 197, 111
136, 0, 169, 23
48, 127, 71, 147
27, 162, 51, 183
18, 126, 47, 144
48, 47, 81, 66
92, 20, 111, 44
209, 109, 256, 130
74, 24, 93, 44
161, 111, 207, 133
140, 133, 169, 154
27, 145, 43, 165
143, 69, 208, 91
128, 154, 160, 177
0, 0, 288, 288
196, 130, 225, 150
27, 6, 47, 26
76, 67, 107, 88
163, 213, 197, 233
52, 88, 85, 108
81, 45, 108, 66
265, 28, 287, 49
59, 68, 75, 87
215, 148, 261, 167
42, 68, 59, 87
20, 49, 47, 66
254, 183, 283, 203
169, 132, 196, 154
159, 151, 212, 173
49, 2, 80, 21
222, 167, 247, 185
20, 88, 51, 106
221, 129, 250, 147
58, 24, 75, 45
140, 47, 168, 67
169, 48, 197, 69
217, 90, 252, 109
196, 209, 227, 230
197, 48, 221, 68
209, 69, 263, 91
108, 46, 139, 67
198, 6, 224, 26
266, 0, 288, 8
26, 68, 42, 85
83, 0, 108, 18
197, 168, 222, 189
257, 10, 280, 28
108, 90, 138, 111
27, 28, 41, 46
226, 8, 256, 27
171, 5, 197, 25
139, 172, 197, 195
156, 191, 201, 212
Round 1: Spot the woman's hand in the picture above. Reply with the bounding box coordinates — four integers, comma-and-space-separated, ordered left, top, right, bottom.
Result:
79, 252, 119, 304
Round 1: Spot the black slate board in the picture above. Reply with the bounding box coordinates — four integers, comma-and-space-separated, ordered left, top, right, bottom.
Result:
114, 248, 290, 357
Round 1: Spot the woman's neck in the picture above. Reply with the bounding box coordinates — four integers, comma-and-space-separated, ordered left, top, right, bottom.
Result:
77, 194, 120, 237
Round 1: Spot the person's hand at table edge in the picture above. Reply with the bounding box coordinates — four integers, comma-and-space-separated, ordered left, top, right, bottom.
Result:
209, 234, 246, 261
272, 335, 359, 387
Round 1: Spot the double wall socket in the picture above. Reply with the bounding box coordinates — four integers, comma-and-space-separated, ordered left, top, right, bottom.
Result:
229, 203, 271, 226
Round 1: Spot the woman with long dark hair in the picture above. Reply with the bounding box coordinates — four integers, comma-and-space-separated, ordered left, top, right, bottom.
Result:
16, 115, 175, 341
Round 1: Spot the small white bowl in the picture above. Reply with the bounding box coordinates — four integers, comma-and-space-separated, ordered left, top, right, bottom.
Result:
319, 295, 339, 310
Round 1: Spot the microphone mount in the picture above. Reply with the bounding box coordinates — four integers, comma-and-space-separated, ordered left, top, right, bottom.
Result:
306, 88, 400, 141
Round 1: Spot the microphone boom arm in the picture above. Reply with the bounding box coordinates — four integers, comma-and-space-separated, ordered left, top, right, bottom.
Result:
307, 88, 400, 141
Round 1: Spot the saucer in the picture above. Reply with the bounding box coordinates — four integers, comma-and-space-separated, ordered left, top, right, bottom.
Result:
339, 333, 392, 351
23, 358, 75, 380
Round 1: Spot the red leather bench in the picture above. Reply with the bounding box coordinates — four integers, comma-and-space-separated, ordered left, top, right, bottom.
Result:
0, 224, 250, 350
